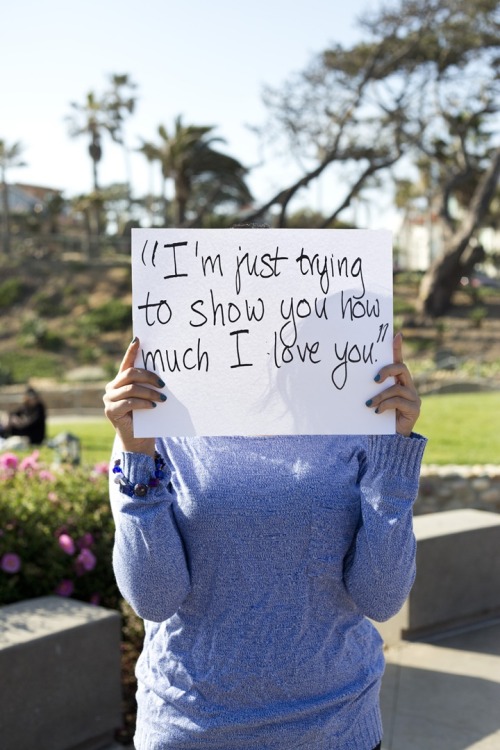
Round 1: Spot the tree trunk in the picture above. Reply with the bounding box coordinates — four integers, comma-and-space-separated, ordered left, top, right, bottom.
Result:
418, 149, 500, 317
1, 174, 10, 255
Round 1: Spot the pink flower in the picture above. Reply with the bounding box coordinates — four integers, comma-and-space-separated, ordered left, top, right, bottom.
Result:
0, 453, 19, 471
76, 548, 97, 572
58, 533, 76, 555
77, 532, 94, 549
38, 469, 56, 482
89, 593, 101, 606
48, 492, 59, 503
55, 579, 74, 597
92, 461, 109, 476
19, 451, 40, 475
1, 552, 22, 574
0, 452, 19, 479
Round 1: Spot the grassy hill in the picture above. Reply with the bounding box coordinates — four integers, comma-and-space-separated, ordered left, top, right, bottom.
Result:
0, 257, 132, 384
0, 256, 499, 390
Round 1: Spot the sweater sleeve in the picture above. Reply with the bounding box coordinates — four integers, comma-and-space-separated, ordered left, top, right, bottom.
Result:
109, 441, 191, 622
343, 433, 427, 622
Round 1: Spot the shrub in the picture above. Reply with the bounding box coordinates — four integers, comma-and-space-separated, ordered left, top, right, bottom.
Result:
32, 290, 67, 318
393, 296, 416, 316
0, 365, 13, 385
0, 449, 142, 743
0, 278, 25, 309
83, 300, 132, 333
0, 451, 118, 607
18, 318, 66, 352
0, 350, 63, 383
469, 305, 488, 328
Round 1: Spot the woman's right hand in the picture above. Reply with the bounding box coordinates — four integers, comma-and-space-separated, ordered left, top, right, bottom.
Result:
103, 337, 166, 457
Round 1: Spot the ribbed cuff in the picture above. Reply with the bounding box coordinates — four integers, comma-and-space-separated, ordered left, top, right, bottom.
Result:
121, 451, 156, 480
368, 432, 427, 479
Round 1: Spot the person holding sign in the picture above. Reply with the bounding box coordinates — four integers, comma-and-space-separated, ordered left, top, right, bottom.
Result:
104, 328, 424, 750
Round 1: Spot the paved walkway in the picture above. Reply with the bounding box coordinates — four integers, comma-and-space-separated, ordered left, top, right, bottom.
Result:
380, 619, 500, 749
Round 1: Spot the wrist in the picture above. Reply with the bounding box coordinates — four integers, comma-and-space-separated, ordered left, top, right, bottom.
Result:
119, 436, 156, 458
114, 451, 166, 498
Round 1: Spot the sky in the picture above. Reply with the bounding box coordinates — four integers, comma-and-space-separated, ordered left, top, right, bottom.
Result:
2, 0, 396, 227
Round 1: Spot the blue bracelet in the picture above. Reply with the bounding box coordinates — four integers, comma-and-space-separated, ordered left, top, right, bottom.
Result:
113, 452, 166, 497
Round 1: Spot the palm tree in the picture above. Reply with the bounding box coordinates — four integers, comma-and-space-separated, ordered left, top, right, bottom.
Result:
138, 116, 252, 226
104, 74, 138, 200
66, 90, 120, 192
0, 139, 26, 255
137, 140, 163, 225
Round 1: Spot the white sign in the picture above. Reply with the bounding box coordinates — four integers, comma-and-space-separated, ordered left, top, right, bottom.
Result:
132, 228, 394, 436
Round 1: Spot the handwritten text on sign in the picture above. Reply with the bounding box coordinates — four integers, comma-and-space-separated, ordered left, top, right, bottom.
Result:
132, 228, 394, 436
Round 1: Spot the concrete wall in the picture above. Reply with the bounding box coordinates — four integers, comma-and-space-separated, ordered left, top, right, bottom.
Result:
416, 464, 500, 515
0, 384, 106, 416
375, 509, 500, 645
0, 596, 122, 750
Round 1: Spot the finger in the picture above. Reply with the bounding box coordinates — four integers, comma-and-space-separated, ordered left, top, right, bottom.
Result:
371, 394, 420, 416
103, 392, 159, 425
118, 337, 141, 374
111, 366, 165, 391
366, 383, 416, 408
393, 331, 404, 364
107, 396, 159, 417
375, 361, 413, 388
374, 332, 409, 384
106, 382, 167, 405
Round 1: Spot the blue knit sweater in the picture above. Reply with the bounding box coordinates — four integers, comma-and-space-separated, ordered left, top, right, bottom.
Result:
110, 433, 426, 750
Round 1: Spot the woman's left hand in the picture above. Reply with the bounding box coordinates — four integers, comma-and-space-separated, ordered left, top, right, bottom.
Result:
366, 332, 421, 437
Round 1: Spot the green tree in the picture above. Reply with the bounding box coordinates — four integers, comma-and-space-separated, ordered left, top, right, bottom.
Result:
241, 23, 408, 227
138, 116, 252, 226
360, 0, 500, 316
0, 139, 26, 255
70, 191, 107, 259
66, 76, 137, 253
67, 74, 137, 196
247, 0, 500, 315
66, 91, 117, 192
137, 140, 167, 225
103, 74, 138, 201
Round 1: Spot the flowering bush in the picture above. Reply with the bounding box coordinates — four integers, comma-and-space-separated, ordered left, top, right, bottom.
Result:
0, 449, 144, 743
0, 450, 119, 609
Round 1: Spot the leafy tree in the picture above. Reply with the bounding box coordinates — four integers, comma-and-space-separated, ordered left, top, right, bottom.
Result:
0, 139, 26, 255
247, 0, 500, 315
138, 116, 252, 226
285, 208, 353, 229
241, 23, 409, 227
360, 0, 500, 316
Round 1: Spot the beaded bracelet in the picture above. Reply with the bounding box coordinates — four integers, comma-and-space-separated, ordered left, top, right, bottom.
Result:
113, 452, 166, 497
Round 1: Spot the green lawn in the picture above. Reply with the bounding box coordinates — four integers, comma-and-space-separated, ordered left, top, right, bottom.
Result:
41, 391, 499, 467
417, 391, 500, 465
45, 418, 116, 466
